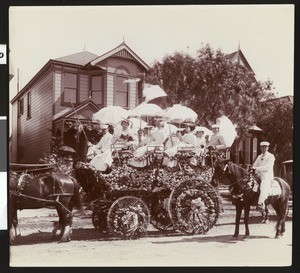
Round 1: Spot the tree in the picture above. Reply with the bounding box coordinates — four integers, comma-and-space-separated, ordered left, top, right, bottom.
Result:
258, 99, 293, 166
146, 44, 273, 139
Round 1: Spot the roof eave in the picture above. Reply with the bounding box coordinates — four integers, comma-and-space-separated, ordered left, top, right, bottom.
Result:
90, 43, 150, 71
11, 60, 53, 104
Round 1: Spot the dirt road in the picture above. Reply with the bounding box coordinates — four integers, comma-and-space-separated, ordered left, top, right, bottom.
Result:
10, 197, 292, 267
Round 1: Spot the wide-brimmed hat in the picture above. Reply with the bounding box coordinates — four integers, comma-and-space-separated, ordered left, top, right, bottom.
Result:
260, 141, 270, 146
193, 126, 205, 134
121, 118, 131, 125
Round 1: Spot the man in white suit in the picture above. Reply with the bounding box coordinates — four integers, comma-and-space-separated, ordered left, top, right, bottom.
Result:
252, 141, 275, 210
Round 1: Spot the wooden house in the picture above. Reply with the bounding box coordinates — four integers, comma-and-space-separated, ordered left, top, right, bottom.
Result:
10, 42, 150, 163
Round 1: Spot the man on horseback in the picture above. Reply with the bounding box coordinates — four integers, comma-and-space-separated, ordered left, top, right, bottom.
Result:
252, 141, 275, 211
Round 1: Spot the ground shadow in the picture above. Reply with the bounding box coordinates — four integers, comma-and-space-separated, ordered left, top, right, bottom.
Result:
150, 233, 272, 245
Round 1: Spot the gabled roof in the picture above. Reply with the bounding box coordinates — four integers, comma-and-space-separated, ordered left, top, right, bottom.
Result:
90, 42, 150, 71
54, 51, 99, 66
53, 98, 100, 122
227, 49, 254, 74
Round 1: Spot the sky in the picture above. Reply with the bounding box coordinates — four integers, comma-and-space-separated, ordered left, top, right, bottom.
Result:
9, 5, 294, 100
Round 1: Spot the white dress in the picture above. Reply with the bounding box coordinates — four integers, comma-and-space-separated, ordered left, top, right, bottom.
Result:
89, 132, 113, 171
128, 128, 165, 168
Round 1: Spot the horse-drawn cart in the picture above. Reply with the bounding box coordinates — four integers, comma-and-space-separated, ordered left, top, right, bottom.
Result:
75, 146, 223, 239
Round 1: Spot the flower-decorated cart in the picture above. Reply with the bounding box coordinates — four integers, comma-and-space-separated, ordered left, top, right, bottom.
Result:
74, 146, 223, 239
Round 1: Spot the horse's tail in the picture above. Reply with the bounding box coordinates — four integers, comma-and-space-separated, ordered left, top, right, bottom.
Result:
71, 177, 83, 210
274, 177, 290, 231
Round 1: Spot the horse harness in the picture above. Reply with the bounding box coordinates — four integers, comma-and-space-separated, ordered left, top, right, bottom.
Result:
11, 172, 74, 215
216, 163, 259, 201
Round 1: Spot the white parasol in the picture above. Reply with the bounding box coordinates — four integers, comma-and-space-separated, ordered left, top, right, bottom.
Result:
130, 102, 165, 117
216, 116, 237, 147
143, 84, 167, 103
92, 106, 129, 125
164, 104, 197, 123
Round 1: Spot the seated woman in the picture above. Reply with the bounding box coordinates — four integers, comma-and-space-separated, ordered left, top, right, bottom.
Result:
163, 123, 197, 170
88, 124, 113, 172
190, 127, 207, 167
128, 120, 165, 168
112, 119, 137, 150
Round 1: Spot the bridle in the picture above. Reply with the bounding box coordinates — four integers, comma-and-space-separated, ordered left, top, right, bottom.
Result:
213, 162, 250, 188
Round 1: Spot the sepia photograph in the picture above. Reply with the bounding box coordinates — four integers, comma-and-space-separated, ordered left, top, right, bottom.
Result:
8, 5, 294, 267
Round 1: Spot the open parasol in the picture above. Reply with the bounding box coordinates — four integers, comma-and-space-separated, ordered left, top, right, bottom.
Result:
216, 116, 237, 147
130, 102, 165, 117
58, 146, 76, 154
92, 106, 129, 125
164, 104, 197, 123
142, 84, 167, 103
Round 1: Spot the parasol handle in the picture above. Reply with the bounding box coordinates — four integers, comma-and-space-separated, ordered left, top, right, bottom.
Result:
168, 124, 174, 146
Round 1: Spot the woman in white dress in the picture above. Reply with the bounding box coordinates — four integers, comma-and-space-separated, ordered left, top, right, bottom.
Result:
89, 124, 113, 172
128, 121, 166, 168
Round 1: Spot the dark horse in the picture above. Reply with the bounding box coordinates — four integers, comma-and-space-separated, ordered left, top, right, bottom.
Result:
9, 171, 82, 243
211, 159, 290, 239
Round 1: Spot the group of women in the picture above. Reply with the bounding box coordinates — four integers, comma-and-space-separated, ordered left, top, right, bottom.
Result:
86, 118, 227, 172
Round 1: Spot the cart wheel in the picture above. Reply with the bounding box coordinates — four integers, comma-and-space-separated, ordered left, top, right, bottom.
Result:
107, 196, 150, 239
92, 200, 112, 232
150, 196, 174, 231
168, 178, 222, 235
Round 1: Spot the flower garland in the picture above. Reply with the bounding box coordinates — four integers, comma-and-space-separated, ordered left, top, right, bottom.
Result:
169, 179, 222, 235
108, 203, 149, 239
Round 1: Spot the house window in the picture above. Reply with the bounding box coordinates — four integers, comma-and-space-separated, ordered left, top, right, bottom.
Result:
27, 92, 31, 119
115, 76, 128, 107
91, 75, 103, 105
63, 73, 77, 105
18, 98, 24, 117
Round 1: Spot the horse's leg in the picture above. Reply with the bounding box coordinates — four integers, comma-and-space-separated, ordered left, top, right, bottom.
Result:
232, 204, 242, 239
261, 203, 269, 224
56, 197, 73, 243
275, 201, 288, 238
243, 204, 250, 239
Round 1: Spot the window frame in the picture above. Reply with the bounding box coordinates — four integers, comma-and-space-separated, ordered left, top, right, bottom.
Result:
115, 75, 129, 108
90, 74, 104, 106
27, 91, 31, 120
18, 97, 24, 117
62, 72, 78, 106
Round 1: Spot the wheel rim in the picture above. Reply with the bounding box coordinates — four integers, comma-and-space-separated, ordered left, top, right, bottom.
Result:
168, 179, 222, 235
107, 196, 150, 239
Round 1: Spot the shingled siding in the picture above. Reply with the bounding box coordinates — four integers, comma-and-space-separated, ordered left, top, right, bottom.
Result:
17, 72, 53, 163
107, 74, 114, 106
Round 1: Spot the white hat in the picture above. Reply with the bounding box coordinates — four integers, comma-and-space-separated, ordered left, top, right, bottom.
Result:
100, 124, 108, 129
193, 126, 205, 134
211, 124, 219, 129
260, 141, 270, 146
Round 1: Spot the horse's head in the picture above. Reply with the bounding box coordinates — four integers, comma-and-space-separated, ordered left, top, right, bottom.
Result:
211, 159, 231, 187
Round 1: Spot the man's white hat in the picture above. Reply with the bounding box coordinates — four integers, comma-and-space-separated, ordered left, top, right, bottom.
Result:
211, 124, 219, 129
260, 141, 270, 146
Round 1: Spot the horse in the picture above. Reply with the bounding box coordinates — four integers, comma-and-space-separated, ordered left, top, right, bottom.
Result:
9, 171, 83, 243
211, 159, 290, 239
